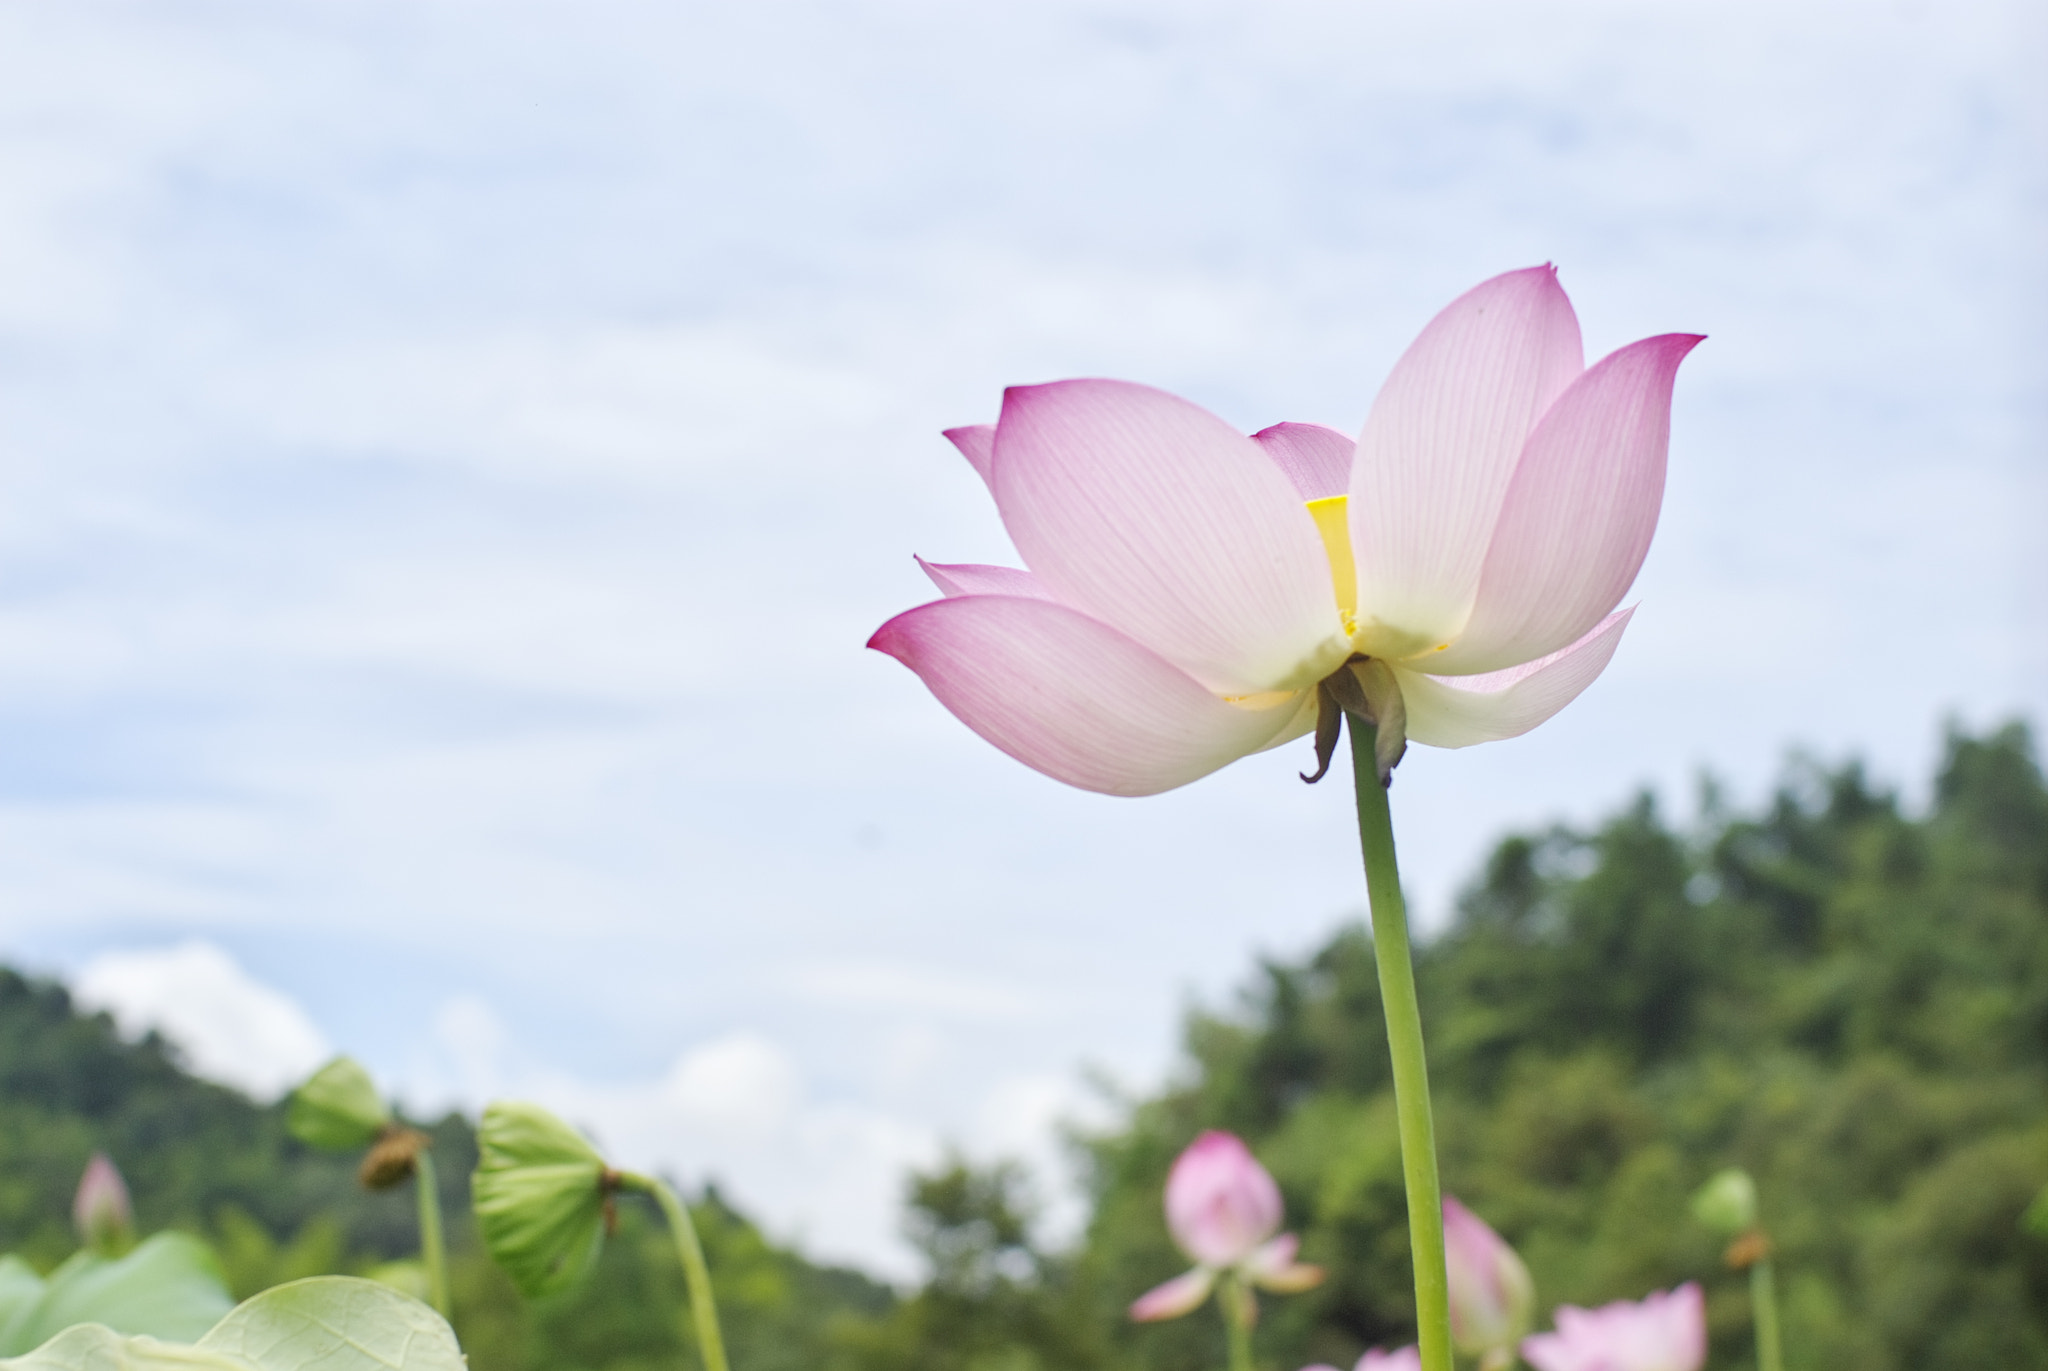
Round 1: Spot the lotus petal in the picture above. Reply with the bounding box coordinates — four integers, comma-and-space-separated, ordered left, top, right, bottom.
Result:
993, 380, 1346, 695
1433, 334, 1702, 674
1348, 266, 1584, 657
944, 424, 996, 487
868, 595, 1306, 796
1253, 422, 1354, 501
1394, 609, 1631, 748
915, 557, 1053, 600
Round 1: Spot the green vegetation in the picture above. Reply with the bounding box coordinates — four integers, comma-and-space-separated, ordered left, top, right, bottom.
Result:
1, 721, 2042, 1370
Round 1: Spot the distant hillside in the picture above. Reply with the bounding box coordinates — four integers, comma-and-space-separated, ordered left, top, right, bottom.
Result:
8, 720, 2045, 1371
0, 967, 893, 1370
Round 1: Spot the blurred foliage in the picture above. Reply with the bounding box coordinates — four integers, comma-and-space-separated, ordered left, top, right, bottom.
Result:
2, 720, 2043, 1370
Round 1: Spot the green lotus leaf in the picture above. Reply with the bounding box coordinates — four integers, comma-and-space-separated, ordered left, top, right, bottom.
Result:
285, 1058, 390, 1152
1690, 1167, 1760, 1236
0, 1236, 233, 1357
0, 1322, 248, 1371
0, 1277, 461, 1371
471, 1102, 611, 1299
197, 1277, 461, 1371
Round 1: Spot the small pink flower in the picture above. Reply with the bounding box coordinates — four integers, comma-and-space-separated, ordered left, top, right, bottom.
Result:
1443, 1196, 1535, 1357
73, 1151, 134, 1254
1520, 1283, 1707, 1371
871, 266, 1700, 795
1130, 1131, 1323, 1321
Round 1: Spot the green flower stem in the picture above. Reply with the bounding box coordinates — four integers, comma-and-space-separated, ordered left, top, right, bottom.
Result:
1221, 1273, 1256, 1371
622, 1172, 731, 1371
1751, 1258, 1784, 1371
1349, 716, 1451, 1371
412, 1149, 451, 1320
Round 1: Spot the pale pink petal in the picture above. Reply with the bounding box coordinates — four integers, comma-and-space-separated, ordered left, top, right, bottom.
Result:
1443, 1196, 1535, 1355
1165, 1130, 1284, 1267
993, 380, 1346, 695
1394, 609, 1632, 749
1241, 1232, 1301, 1277
1522, 1284, 1704, 1371
868, 596, 1304, 796
1129, 1266, 1217, 1322
1357, 1347, 1422, 1371
1347, 266, 1584, 657
916, 557, 1054, 600
1431, 334, 1703, 674
944, 424, 997, 487
1251, 690, 1321, 756
1253, 422, 1354, 500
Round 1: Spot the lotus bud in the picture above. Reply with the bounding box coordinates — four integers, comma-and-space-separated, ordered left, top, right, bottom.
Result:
472, 1101, 616, 1298
1442, 1196, 1535, 1360
287, 1056, 392, 1151
1689, 1168, 1757, 1237
73, 1152, 134, 1255
1164, 1131, 1284, 1268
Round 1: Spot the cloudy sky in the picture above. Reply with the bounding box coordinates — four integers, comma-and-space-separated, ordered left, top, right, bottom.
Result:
1, 0, 2042, 1275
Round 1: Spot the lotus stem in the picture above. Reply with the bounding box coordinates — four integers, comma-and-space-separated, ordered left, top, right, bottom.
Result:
412, 1148, 451, 1319
624, 1172, 731, 1371
1221, 1272, 1256, 1371
1348, 715, 1451, 1371
1751, 1258, 1784, 1371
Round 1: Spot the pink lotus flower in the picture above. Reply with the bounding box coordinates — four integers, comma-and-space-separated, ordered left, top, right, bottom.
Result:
73, 1151, 134, 1254
869, 266, 1700, 794
1129, 1130, 1323, 1321
1520, 1283, 1707, 1371
1444, 1196, 1535, 1361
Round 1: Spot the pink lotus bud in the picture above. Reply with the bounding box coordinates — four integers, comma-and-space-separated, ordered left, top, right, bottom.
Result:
1443, 1196, 1535, 1356
1164, 1130, 1283, 1268
73, 1152, 134, 1254
1520, 1283, 1707, 1371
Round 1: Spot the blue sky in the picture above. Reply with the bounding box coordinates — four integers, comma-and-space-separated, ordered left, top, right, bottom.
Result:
0, 0, 2042, 1274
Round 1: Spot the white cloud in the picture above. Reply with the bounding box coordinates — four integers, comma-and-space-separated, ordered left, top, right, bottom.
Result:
664, 1032, 803, 1139
72, 941, 330, 1100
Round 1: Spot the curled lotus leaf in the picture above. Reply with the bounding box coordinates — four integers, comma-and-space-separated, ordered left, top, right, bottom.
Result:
285, 1058, 391, 1152
471, 1102, 612, 1299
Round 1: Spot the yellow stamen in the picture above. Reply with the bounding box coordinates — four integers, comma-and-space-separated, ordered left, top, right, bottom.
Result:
1305, 494, 1357, 629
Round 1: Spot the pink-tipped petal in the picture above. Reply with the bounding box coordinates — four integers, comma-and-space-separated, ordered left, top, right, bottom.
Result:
1253, 422, 1355, 501
944, 424, 997, 487
1348, 266, 1585, 656
1521, 1283, 1705, 1371
1130, 1267, 1217, 1322
993, 380, 1345, 695
1358, 1348, 1423, 1371
869, 596, 1305, 796
1443, 1197, 1535, 1355
1394, 608, 1632, 749
1165, 1130, 1286, 1267
916, 557, 1054, 600
1431, 334, 1703, 674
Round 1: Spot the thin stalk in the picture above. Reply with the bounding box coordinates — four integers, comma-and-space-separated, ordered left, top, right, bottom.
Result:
412, 1149, 450, 1320
1220, 1273, 1256, 1371
1751, 1259, 1784, 1371
1349, 715, 1451, 1371
622, 1173, 731, 1371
